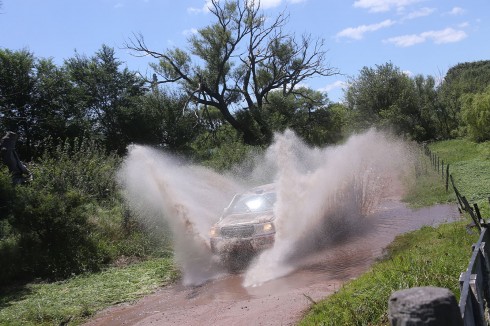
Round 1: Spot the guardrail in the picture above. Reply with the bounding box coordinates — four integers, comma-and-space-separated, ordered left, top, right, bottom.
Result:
388, 146, 490, 325
450, 173, 490, 325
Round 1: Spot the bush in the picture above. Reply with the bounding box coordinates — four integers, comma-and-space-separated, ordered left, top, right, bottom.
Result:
33, 138, 121, 201
0, 138, 171, 284
191, 124, 263, 171
6, 187, 104, 281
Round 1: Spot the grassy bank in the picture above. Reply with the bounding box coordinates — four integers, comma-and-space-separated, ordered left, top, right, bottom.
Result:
300, 139, 488, 325
430, 139, 490, 217
0, 258, 178, 326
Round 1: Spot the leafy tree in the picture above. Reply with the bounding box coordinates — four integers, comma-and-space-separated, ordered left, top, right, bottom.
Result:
120, 89, 201, 152
0, 49, 90, 159
0, 49, 36, 157
438, 60, 490, 138
345, 62, 439, 141
31, 58, 91, 151
191, 123, 259, 171
411, 74, 440, 140
461, 86, 490, 141
263, 88, 345, 145
64, 45, 146, 153
126, 0, 337, 145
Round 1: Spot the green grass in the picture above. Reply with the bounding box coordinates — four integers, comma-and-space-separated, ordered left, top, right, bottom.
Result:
300, 138, 490, 325
402, 168, 455, 208
430, 139, 490, 217
0, 257, 179, 326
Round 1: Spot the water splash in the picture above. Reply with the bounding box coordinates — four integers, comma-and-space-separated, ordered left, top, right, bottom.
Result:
117, 129, 414, 287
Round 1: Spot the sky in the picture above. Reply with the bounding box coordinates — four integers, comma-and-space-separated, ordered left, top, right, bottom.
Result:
1, 0, 489, 102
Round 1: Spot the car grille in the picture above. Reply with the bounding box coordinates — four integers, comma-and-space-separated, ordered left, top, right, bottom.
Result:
220, 225, 255, 238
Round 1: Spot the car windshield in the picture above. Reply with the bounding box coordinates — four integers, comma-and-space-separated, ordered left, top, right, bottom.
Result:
229, 192, 276, 214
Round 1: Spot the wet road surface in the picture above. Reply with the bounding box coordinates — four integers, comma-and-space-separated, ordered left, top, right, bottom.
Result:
84, 198, 460, 326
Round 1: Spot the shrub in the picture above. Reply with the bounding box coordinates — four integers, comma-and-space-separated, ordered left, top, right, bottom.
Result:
33, 138, 121, 201
7, 187, 104, 281
191, 124, 263, 171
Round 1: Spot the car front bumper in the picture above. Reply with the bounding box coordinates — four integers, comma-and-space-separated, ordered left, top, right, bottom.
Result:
210, 233, 275, 254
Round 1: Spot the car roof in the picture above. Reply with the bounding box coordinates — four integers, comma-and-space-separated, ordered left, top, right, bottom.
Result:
241, 183, 275, 195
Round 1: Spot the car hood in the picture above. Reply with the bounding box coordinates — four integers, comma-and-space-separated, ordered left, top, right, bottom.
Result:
217, 211, 275, 226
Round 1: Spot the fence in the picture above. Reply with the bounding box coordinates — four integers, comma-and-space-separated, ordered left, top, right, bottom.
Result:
388, 146, 490, 325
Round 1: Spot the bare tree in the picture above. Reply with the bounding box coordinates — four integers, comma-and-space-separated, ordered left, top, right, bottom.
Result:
126, 0, 338, 144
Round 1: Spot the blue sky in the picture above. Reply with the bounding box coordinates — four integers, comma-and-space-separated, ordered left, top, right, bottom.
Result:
1, 0, 489, 102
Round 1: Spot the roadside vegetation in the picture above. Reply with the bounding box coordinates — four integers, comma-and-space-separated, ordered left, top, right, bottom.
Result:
1, 0, 490, 324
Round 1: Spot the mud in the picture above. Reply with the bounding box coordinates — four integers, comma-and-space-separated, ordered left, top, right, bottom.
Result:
84, 199, 460, 326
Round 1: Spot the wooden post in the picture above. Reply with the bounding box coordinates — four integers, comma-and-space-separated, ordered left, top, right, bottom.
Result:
474, 204, 484, 225
446, 165, 450, 192
388, 287, 463, 325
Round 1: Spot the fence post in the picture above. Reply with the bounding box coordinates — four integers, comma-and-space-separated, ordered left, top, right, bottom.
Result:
446, 164, 450, 192
388, 287, 463, 325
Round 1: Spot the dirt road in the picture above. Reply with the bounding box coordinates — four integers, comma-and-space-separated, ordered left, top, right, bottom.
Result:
84, 199, 459, 326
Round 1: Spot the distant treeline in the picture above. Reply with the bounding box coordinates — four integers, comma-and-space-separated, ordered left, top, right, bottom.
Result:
1, 46, 490, 162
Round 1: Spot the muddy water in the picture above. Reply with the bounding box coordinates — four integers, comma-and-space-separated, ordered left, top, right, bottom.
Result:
85, 199, 460, 326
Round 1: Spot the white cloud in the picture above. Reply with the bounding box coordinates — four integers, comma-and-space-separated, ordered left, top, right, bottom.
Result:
384, 27, 468, 47
445, 7, 465, 15
384, 34, 425, 47
114, 2, 125, 9
261, 0, 282, 8
187, 0, 305, 13
353, 0, 424, 13
187, 0, 213, 14
403, 7, 435, 20
182, 28, 199, 36
318, 80, 346, 93
336, 19, 395, 40
422, 28, 467, 44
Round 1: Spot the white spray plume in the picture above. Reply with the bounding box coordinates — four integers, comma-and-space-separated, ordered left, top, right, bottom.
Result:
117, 129, 414, 287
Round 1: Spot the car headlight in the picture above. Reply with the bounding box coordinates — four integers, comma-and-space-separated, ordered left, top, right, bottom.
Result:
262, 222, 274, 233
209, 227, 219, 237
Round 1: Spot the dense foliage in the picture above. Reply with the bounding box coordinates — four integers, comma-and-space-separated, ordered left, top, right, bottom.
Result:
346, 62, 440, 141
437, 60, 490, 138
461, 86, 490, 141
0, 140, 168, 284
